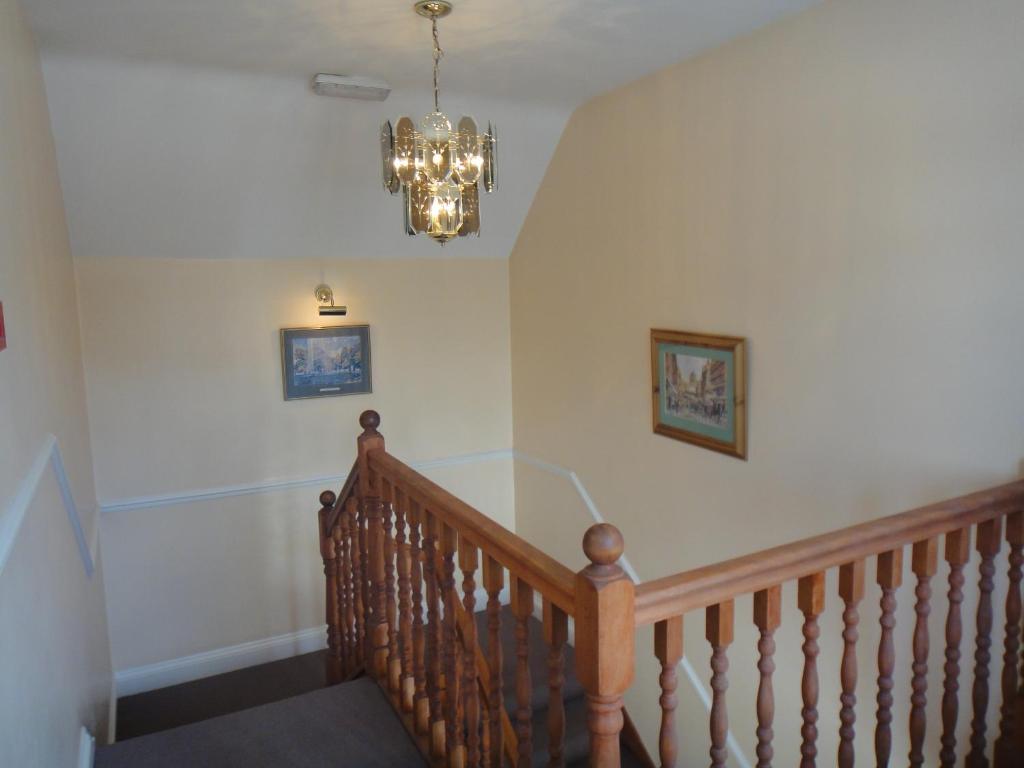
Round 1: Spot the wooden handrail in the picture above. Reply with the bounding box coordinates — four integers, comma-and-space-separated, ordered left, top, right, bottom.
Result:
635, 479, 1024, 625
368, 448, 577, 613
323, 458, 359, 534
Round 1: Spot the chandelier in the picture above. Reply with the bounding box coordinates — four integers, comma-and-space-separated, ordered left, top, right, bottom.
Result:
380, 1, 497, 244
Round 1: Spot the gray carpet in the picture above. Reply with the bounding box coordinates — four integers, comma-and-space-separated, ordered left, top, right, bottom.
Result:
96, 677, 426, 768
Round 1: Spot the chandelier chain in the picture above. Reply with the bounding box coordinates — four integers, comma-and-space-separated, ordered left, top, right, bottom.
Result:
431, 16, 443, 112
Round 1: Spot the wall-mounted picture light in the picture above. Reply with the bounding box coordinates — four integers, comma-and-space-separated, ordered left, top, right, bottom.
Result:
314, 284, 347, 316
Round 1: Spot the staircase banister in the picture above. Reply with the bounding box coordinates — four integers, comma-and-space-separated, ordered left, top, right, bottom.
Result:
367, 448, 577, 613
635, 480, 1024, 625
323, 458, 359, 535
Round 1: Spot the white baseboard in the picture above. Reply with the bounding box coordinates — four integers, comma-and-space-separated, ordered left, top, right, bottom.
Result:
77, 726, 95, 768
115, 625, 327, 698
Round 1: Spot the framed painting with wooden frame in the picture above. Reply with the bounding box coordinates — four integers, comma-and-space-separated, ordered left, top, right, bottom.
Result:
651, 329, 747, 459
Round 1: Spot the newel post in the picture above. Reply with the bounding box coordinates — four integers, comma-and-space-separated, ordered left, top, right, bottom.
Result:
575, 524, 635, 767
318, 489, 342, 685
358, 410, 389, 681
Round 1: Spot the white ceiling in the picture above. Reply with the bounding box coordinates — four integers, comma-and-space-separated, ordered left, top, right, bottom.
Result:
24, 0, 821, 107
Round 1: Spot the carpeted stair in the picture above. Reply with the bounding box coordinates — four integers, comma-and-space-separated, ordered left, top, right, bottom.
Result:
97, 608, 648, 767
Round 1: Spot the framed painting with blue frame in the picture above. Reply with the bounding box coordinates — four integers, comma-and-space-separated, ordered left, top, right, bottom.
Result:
651, 329, 746, 459
281, 325, 371, 400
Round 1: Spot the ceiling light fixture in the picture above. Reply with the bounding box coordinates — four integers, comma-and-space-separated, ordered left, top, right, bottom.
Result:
380, 1, 497, 244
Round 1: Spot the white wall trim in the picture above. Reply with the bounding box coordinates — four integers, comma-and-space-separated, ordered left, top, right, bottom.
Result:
77, 726, 95, 768
115, 625, 328, 697
513, 449, 753, 768
98, 449, 515, 515
0, 434, 95, 579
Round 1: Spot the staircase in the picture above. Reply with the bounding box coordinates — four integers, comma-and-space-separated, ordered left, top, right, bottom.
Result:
97, 608, 647, 767
100, 410, 1024, 767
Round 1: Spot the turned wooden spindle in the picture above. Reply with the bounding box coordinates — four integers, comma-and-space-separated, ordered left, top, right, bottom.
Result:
512, 576, 534, 768
575, 524, 634, 768
908, 539, 938, 767
318, 490, 342, 685
337, 528, 354, 675
706, 600, 734, 768
654, 615, 683, 768
342, 500, 358, 674
395, 489, 414, 711
357, 410, 389, 681
967, 517, 1002, 768
753, 586, 781, 768
483, 555, 504, 768
352, 500, 368, 667
441, 523, 465, 768
408, 501, 429, 734
798, 573, 825, 768
460, 540, 482, 768
544, 600, 569, 768
940, 527, 970, 768
995, 511, 1023, 767
382, 482, 401, 694
875, 548, 903, 767
423, 511, 446, 758
838, 561, 865, 768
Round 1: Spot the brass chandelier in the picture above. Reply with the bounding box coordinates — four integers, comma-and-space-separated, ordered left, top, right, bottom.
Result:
380, 1, 497, 244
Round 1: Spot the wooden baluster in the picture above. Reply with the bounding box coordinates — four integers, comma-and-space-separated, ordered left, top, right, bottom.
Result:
967, 517, 1003, 768
333, 524, 349, 675
939, 528, 971, 767
409, 501, 429, 734
875, 548, 903, 767
544, 600, 568, 768
442, 523, 465, 768
907, 539, 938, 766
654, 615, 683, 768
798, 572, 825, 768
753, 586, 781, 768
395, 489, 414, 711
512, 576, 534, 768
352, 498, 368, 668
995, 511, 1023, 767
707, 600, 734, 768
383, 481, 401, 694
838, 561, 864, 768
575, 525, 635, 768
318, 490, 342, 685
423, 510, 446, 759
460, 540, 482, 768
357, 411, 389, 681
483, 555, 505, 768
344, 495, 356, 671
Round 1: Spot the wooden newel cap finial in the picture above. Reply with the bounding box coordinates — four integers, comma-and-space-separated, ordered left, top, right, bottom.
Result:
583, 523, 624, 567
319, 490, 337, 508
359, 410, 381, 433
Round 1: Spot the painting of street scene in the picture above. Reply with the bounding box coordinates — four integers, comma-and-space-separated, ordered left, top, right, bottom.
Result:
281, 325, 371, 399
663, 351, 728, 428
292, 335, 363, 386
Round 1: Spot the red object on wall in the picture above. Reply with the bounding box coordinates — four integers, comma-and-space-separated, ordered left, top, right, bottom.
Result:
0, 301, 6, 350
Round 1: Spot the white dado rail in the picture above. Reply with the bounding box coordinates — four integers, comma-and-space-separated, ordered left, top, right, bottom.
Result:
0, 434, 96, 579
98, 447, 751, 767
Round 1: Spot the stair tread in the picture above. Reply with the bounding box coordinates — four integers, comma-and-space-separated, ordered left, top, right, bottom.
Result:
97, 677, 425, 767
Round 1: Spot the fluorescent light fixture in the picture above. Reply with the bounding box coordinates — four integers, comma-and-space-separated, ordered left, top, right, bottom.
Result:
312, 74, 391, 101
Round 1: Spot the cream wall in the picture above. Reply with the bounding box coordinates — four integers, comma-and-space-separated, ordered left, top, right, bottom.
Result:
510, 0, 1023, 763
0, 0, 113, 759
76, 257, 515, 672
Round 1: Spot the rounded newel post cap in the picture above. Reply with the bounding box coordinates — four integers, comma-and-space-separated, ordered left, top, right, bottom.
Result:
319, 490, 337, 508
359, 410, 380, 433
583, 523, 624, 566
